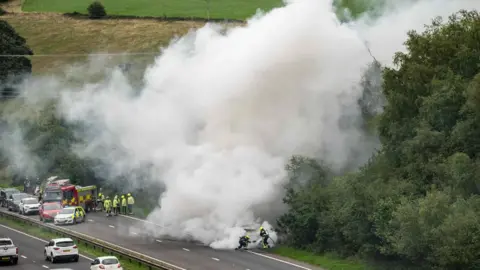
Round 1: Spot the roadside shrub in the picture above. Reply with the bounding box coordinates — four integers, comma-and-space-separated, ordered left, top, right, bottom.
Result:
0, 8, 5, 16
87, 1, 106, 19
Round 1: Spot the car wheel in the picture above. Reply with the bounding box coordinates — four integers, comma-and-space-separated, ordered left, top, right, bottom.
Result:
73, 255, 79, 262
51, 253, 55, 263
11, 258, 18, 265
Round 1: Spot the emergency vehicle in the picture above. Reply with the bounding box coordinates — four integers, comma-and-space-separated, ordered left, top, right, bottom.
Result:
43, 184, 97, 212
61, 185, 97, 213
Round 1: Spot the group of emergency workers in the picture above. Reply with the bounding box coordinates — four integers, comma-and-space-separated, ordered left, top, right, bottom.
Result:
97, 192, 135, 217
236, 226, 272, 250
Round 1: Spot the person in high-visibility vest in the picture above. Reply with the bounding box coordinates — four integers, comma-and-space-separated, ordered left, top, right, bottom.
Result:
112, 195, 118, 216
121, 195, 127, 215
98, 193, 105, 211
104, 196, 112, 217
127, 193, 135, 215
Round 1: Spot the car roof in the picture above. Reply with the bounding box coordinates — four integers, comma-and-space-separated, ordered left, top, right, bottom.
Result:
52, 238, 73, 242
97, 256, 118, 260
0, 237, 12, 241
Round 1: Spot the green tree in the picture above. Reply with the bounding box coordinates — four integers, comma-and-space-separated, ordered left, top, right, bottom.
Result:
87, 1, 107, 19
0, 20, 33, 98
279, 9, 480, 269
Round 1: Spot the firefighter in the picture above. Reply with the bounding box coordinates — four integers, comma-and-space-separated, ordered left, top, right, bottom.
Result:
235, 234, 251, 250
98, 192, 105, 211
112, 195, 118, 216
116, 195, 121, 215
121, 195, 127, 215
104, 196, 112, 217
127, 193, 135, 215
259, 226, 270, 249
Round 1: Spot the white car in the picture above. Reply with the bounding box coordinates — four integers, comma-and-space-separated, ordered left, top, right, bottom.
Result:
44, 238, 79, 263
90, 256, 123, 269
19, 197, 41, 215
54, 206, 86, 225
0, 237, 18, 265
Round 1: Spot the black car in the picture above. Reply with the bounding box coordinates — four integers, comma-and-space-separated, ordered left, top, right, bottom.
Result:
7, 193, 30, 212
0, 188, 20, 207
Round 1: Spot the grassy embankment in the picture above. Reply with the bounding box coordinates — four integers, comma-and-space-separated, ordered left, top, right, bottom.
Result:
0, 217, 148, 269
271, 246, 368, 270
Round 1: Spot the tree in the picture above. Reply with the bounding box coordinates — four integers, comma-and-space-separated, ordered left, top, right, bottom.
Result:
87, 1, 107, 19
279, 9, 480, 269
0, 20, 33, 99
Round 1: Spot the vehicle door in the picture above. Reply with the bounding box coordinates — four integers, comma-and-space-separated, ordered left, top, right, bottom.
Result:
90, 258, 101, 270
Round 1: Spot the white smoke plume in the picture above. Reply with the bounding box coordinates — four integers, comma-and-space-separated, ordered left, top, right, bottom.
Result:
3, 0, 479, 249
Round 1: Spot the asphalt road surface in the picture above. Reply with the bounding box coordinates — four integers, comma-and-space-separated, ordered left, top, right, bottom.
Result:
1, 208, 320, 270
0, 223, 92, 270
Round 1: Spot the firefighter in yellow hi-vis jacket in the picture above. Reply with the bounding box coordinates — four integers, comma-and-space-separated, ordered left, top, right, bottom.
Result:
127, 193, 135, 215
121, 195, 127, 215
112, 195, 118, 216
104, 196, 112, 217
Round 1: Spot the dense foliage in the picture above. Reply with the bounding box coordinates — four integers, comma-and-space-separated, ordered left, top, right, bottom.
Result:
0, 20, 32, 98
279, 10, 480, 269
87, 1, 107, 19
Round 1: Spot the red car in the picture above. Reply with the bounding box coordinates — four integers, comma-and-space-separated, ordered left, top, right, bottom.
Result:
39, 202, 62, 222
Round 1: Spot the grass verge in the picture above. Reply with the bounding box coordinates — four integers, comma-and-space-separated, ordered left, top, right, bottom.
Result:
22, 0, 283, 20
1, 13, 206, 74
0, 217, 148, 270
270, 246, 368, 270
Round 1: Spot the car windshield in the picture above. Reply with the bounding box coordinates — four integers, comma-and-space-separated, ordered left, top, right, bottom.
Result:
102, 258, 119, 265
0, 240, 12, 246
56, 241, 74, 247
59, 208, 74, 214
12, 193, 29, 200
23, 198, 38, 204
44, 203, 61, 210
44, 191, 62, 200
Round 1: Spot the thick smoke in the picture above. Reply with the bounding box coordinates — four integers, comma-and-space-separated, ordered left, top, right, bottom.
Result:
3, 0, 479, 249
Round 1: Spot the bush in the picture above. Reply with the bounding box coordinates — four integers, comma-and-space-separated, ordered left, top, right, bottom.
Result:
87, 1, 106, 19
0, 7, 6, 16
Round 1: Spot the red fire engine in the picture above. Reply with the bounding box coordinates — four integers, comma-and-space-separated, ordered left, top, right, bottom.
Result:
43, 184, 97, 212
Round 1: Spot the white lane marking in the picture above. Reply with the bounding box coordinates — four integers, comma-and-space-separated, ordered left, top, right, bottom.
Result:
0, 212, 187, 270
118, 214, 164, 227
21, 255, 27, 258
88, 219, 94, 222
182, 248, 190, 251
131, 232, 138, 235
212, 257, 220, 261
247, 251, 313, 270
42, 265, 49, 268
108, 225, 115, 228
156, 239, 162, 243
0, 224, 93, 261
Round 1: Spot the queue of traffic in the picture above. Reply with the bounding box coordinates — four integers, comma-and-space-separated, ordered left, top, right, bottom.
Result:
1, 176, 136, 226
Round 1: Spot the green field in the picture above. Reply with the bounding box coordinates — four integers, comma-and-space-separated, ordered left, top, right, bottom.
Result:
22, 0, 284, 20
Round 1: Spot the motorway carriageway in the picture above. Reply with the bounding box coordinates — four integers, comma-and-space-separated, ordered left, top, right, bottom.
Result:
0, 223, 91, 270
0, 209, 321, 270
